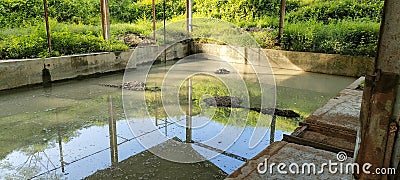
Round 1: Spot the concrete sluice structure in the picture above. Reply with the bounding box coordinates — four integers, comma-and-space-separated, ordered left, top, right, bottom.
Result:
228, 78, 364, 179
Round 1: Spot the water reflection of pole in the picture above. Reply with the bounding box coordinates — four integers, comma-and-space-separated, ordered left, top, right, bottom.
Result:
56, 112, 65, 173
270, 115, 277, 143
108, 96, 118, 165
163, 0, 167, 64
155, 90, 159, 126
186, 78, 193, 143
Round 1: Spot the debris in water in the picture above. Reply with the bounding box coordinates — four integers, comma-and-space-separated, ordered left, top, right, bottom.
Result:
215, 68, 230, 74
203, 96, 300, 118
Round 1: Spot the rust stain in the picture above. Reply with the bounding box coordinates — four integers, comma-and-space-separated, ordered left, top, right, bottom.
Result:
356, 72, 398, 179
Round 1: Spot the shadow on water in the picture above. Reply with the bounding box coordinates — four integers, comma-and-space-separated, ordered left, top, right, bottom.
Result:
0, 60, 356, 179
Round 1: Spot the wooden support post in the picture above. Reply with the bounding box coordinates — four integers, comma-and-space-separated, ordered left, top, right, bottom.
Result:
43, 0, 51, 55
100, 0, 111, 41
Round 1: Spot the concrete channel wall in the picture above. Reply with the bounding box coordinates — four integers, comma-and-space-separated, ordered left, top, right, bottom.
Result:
193, 43, 375, 77
0, 42, 373, 91
0, 42, 189, 91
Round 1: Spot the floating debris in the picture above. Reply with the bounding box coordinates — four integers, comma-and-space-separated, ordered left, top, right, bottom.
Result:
215, 68, 230, 74
122, 81, 146, 91
203, 96, 300, 118
203, 96, 243, 108
99, 81, 160, 91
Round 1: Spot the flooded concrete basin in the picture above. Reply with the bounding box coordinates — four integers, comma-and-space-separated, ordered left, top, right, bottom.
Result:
0, 58, 355, 179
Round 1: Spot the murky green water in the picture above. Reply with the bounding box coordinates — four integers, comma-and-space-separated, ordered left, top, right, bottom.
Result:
0, 59, 355, 179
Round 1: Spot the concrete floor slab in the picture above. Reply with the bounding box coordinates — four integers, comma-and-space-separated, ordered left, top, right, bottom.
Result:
227, 141, 354, 179
229, 77, 365, 179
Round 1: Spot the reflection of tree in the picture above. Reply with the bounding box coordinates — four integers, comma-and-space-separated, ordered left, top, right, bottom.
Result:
0, 92, 125, 177
142, 75, 299, 132
1, 149, 63, 179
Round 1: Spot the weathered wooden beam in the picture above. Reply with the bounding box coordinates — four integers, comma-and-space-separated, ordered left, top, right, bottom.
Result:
291, 124, 308, 137
283, 134, 354, 157
299, 122, 357, 142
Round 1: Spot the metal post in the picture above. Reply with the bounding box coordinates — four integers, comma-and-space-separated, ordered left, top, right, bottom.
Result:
186, 0, 192, 33
355, 0, 400, 179
163, 0, 167, 63
277, 0, 286, 44
100, 0, 111, 41
152, 0, 156, 41
43, 0, 51, 55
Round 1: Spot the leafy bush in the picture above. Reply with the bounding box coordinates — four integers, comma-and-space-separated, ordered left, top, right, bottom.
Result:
0, 0, 43, 28
194, 0, 300, 23
250, 30, 278, 48
287, 0, 384, 23
47, 0, 100, 25
281, 20, 380, 56
0, 22, 128, 59
0, 0, 385, 59
110, 0, 186, 23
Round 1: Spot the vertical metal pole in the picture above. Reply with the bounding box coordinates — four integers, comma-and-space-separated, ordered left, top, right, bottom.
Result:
152, 0, 156, 41
277, 0, 286, 44
100, 0, 111, 41
186, 78, 193, 143
43, 0, 51, 55
163, 0, 167, 63
186, 0, 192, 33
155, 90, 158, 126
108, 96, 118, 165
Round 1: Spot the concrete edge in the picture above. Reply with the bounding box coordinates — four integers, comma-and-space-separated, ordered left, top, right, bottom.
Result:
226, 141, 288, 179
0, 42, 372, 91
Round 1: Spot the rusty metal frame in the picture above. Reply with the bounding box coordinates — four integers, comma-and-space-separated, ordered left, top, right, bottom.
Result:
355, 72, 399, 179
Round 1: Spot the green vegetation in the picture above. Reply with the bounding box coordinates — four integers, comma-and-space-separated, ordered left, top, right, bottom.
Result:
0, 21, 128, 59
0, 0, 384, 59
281, 20, 380, 56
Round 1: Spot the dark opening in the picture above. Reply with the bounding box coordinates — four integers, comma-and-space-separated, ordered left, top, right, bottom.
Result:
42, 64, 52, 87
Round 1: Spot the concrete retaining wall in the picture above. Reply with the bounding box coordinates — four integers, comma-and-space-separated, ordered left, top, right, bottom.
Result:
0, 42, 189, 91
193, 43, 375, 77
0, 42, 372, 91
